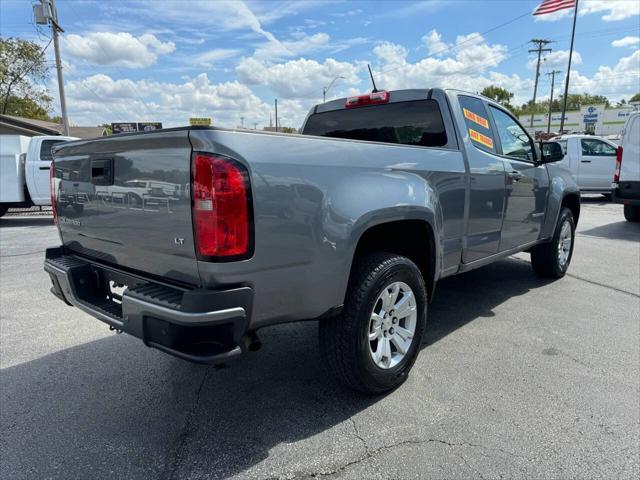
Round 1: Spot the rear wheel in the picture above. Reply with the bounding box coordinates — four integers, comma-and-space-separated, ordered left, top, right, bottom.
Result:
624, 204, 640, 222
319, 253, 427, 394
531, 207, 575, 278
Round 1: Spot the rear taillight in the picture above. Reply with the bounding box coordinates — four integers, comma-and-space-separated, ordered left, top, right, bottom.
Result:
49, 161, 58, 225
613, 146, 623, 184
345, 91, 390, 108
192, 152, 252, 259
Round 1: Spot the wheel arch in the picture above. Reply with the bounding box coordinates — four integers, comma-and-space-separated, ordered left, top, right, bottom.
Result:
348, 216, 439, 302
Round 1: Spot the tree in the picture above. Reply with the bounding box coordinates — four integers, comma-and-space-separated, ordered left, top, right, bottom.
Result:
0, 37, 52, 118
481, 86, 515, 111
630, 93, 640, 103
100, 123, 113, 135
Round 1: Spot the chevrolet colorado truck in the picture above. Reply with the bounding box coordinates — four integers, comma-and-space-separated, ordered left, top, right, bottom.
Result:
44, 89, 579, 393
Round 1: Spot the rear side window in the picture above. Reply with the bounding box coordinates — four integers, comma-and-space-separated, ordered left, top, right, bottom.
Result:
40, 140, 66, 162
580, 139, 616, 156
458, 96, 496, 153
302, 100, 448, 148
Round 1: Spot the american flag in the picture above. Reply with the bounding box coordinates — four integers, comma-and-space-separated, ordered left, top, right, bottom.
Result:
533, 0, 576, 16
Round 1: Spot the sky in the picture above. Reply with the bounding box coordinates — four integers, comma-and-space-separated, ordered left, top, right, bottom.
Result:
1, 0, 639, 129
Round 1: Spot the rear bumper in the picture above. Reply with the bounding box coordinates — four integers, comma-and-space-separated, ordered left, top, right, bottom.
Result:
44, 247, 253, 364
612, 181, 640, 206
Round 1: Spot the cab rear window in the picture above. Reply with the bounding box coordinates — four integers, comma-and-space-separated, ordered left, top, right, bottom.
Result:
302, 100, 448, 148
40, 140, 66, 162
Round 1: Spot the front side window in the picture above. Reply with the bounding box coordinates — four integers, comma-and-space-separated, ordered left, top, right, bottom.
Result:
40, 140, 66, 162
581, 139, 616, 156
458, 95, 496, 153
302, 99, 448, 148
489, 106, 534, 161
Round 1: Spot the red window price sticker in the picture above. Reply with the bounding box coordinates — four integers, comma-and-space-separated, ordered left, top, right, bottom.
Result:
469, 128, 494, 149
463, 108, 489, 129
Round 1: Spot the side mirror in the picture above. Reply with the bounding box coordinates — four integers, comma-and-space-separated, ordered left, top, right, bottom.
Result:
540, 141, 564, 164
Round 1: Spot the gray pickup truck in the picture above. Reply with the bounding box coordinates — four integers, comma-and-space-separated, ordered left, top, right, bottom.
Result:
44, 88, 579, 393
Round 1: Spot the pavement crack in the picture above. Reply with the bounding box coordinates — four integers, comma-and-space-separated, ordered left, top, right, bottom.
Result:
347, 417, 368, 453
308, 437, 501, 478
159, 368, 209, 480
564, 272, 639, 298
0, 251, 42, 258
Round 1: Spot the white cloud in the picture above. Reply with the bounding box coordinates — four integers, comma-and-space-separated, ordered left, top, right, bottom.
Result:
248, 32, 368, 62
422, 29, 449, 56
237, 57, 360, 99
612, 36, 640, 48
527, 50, 583, 70
581, 0, 640, 21
61, 73, 273, 128
62, 32, 175, 68
370, 35, 527, 104
114, 1, 288, 54
194, 49, 242, 67
569, 50, 640, 98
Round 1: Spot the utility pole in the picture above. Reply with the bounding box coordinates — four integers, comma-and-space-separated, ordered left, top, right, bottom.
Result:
34, 0, 69, 135
546, 70, 562, 134
560, 0, 580, 133
240, 116, 244, 128
528, 39, 552, 129
253, 122, 258, 130
274, 99, 278, 133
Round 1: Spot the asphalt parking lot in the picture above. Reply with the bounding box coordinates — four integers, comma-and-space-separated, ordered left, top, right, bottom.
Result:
1, 198, 639, 480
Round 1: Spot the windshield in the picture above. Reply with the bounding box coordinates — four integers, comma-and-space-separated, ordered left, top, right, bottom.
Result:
302, 99, 448, 148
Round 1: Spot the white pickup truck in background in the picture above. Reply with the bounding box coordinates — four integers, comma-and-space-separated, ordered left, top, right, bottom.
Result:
0, 134, 77, 217
553, 134, 619, 196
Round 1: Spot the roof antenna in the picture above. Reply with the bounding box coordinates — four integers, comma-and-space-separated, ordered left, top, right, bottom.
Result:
367, 64, 380, 93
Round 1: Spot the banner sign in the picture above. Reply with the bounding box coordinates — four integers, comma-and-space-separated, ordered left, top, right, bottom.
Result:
189, 117, 212, 126
137, 122, 163, 132
111, 122, 138, 134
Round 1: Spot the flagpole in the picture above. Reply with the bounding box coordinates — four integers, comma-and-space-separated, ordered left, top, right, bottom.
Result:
559, 0, 578, 133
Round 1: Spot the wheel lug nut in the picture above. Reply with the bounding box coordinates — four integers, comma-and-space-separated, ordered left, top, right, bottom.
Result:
389, 327, 394, 334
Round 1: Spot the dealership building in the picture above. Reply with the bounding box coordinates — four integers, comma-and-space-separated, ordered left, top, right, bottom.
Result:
519, 104, 638, 136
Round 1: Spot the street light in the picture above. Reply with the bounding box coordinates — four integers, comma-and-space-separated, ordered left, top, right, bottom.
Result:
323, 76, 345, 103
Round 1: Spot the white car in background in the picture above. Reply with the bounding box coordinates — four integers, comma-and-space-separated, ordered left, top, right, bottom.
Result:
0, 135, 78, 217
551, 134, 619, 196
612, 112, 640, 222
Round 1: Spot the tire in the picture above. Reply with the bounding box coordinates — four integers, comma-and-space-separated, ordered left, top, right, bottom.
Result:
531, 207, 575, 278
623, 204, 640, 222
319, 253, 427, 394
0, 206, 7, 218
601, 193, 612, 201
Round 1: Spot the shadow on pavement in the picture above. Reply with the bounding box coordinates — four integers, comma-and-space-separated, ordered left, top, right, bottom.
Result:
579, 221, 640, 242
0, 216, 54, 228
1, 257, 553, 479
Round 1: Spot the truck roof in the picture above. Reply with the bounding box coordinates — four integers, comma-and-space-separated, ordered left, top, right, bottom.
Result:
314, 88, 492, 115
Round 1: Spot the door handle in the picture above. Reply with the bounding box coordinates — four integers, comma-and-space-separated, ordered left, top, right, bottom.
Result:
581, 160, 592, 163
91, 158, 114, 185
508, 171, 524, 181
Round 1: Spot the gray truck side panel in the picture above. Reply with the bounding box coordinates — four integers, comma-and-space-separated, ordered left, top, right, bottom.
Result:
189, 129, 466, 328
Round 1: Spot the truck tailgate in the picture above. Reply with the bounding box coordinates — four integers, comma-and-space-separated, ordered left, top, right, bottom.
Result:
52, 129, 199, 286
